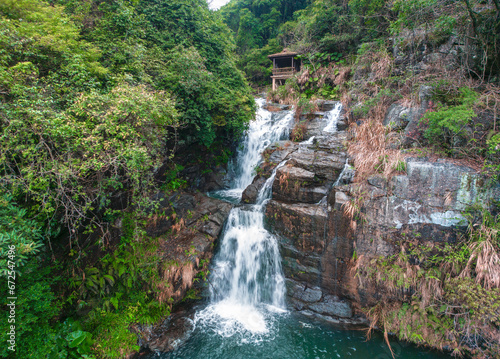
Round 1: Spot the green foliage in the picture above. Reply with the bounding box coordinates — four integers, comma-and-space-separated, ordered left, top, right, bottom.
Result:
220, 0, 309, 52
362, 211, 500, 356
1, 81, 178, 233
0, 194, 43, 275
0, 259, 64, 358
237, 39, 282, 85
390, 0, 438, 33
485, 132, 500, 178
423, 87, 478, 152
162, 164, 187, 192
68, 223, 170, 358
0, 0, 254, 357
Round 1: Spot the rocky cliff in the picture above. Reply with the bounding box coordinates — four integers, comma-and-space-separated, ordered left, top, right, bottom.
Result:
244, 101, 500, 325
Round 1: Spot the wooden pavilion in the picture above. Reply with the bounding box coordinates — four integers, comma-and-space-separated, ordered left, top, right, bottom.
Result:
268, 48, 300, 91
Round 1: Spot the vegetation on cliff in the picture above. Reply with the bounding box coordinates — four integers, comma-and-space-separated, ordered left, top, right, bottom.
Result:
0, 0, 252, 357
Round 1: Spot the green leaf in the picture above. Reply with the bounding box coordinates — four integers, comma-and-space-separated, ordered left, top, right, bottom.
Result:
66, 330, 88, 349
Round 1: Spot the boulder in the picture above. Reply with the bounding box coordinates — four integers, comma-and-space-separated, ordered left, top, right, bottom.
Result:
241, 176, 266, 204
308, 295, 352, 318
383, 104, 412, 131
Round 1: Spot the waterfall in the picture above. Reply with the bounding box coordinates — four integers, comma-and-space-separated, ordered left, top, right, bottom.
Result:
323, 102, 342, 133
333, 159, 351, 187
220, 98, 294, 201
195, 99, 292, 337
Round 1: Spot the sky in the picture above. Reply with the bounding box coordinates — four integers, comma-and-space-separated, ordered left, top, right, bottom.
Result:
207, 0, 231, 10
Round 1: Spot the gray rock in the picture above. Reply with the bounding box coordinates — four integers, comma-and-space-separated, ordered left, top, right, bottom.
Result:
145, 310, 194, 353
367, 175, 387, 189
337, 120, 348, 131
383, 104, 412, 131
419, 85, 433, 110
309, 295, 353, 318
333, 190, 349, 211
288, 149, 346, 180
277, 165, 316, 182
319, 100, 339, 112
242, 177, 266, 204
288, 281, 323, 303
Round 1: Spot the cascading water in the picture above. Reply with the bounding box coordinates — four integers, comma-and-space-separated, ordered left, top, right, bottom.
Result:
218, 98, 294, 202
323, 102, 342, 133
195, 100, 292, 336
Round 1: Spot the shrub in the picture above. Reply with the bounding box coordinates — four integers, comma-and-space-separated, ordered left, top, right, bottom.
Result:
423, 87, 478, 152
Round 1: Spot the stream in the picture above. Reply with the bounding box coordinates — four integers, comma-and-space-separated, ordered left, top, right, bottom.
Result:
148, 99, 449, 359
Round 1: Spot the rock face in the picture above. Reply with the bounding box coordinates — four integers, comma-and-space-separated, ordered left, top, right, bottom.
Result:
138, 191, 232, 354
149, 192, 232, 303
251, 100, 499, 323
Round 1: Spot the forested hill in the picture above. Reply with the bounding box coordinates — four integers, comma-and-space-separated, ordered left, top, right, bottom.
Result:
220, 0, 500, 87
0, 0, 252, 357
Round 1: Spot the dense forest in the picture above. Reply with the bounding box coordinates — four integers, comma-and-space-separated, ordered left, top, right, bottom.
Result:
0, 0, 499, 357
0, 0, 253, 357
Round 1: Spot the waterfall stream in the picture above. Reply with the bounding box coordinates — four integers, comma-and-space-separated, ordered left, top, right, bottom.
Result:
195, 100, 292, 336
323, 102, 342, 133
215, 98, 294, 202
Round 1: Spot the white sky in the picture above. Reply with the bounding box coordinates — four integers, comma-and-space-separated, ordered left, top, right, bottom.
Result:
207, 0, 231, 10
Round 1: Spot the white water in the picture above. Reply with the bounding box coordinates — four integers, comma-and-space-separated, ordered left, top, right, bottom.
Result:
323, 102, 342, 133
300, 136, 315, 145
222, 98, 294, 201
333, 159, 351, 187
195, 99, 292, 337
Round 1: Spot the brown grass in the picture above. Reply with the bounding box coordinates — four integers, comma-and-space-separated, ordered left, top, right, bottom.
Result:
348, 120, 407, 182
461, 223, 500, 289
265, 105, 283, 112
278, 167, 290, 191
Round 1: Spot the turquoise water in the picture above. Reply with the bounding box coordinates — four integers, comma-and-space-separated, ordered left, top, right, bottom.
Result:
151, 309, 449, 359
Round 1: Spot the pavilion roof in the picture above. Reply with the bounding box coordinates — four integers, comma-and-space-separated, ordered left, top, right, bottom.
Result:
268, 48, 298, 59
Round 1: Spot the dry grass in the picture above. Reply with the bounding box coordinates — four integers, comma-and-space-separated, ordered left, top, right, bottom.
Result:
265, 105, 283, 112
157, 261, 196, 304
278, 167, 290, 191
171, 218, 185, 234
348, 120, 408, 182
370, 51, 392, 81
461, 223, 500, 289
334, 67, 352, 86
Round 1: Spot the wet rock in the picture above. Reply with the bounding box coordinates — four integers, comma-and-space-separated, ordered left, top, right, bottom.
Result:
288, 281, 323, 303
242, 176, 266, 204
145, 193, 232, 303
203, 168, 227, 192
319, 100, 339, 112
266, 200, 328, 253
145, 310, 194, 353
392, 158, 484, 210
281, 242, 322, 284
288, 149, 346, 181
336, 120, 348, 131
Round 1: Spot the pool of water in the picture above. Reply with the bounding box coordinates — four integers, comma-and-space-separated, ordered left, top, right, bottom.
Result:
149, 307, 449, 359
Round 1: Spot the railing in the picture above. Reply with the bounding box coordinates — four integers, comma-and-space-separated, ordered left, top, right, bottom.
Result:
272, 67, 296, 76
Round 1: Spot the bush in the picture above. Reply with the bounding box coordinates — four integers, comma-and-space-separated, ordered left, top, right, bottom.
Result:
423, 87, 478, 152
